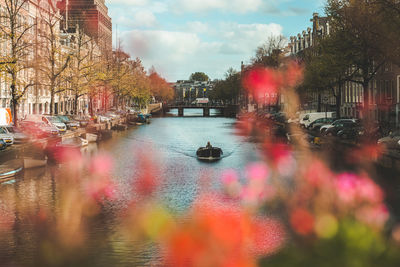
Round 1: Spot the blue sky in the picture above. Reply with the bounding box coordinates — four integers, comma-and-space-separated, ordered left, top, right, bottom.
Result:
105, 0, 326, 81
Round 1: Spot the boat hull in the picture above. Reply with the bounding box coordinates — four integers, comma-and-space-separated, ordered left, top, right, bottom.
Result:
196, 147, 223, 161
24, 158, 47, 169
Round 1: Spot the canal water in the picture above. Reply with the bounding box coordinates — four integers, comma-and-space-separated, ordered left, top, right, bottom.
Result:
0, 109, 262, 266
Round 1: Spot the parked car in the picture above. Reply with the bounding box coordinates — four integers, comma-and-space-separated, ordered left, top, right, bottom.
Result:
300, 112, 336, 128
1, 125, 29, 143
43, 116, 67, 133
20, 121, 59, 139
308, 117, 337, 132
337, 124, 363, 140
25, 115, 67, 134
320, 119, 357, 135
324, 120, 359, 137
378, 130, 400, 150
57, 115, 80, 130
73, 115, 91, 127
0, 126, 14, 145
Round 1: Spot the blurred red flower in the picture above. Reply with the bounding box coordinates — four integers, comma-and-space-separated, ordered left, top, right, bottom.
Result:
290, 208, 315, 236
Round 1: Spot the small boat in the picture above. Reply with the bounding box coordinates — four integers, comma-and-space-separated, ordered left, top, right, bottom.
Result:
196, 143, 223, 161
57, 137, 88, 148
85, 133, 98, 143
0, 159, 24, 182
137, 113, 151, 124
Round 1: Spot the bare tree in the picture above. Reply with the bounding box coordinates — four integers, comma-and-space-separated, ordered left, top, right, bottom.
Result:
0, 0, 36, 125
38, 1, 70, 115
252, 35, 287, 67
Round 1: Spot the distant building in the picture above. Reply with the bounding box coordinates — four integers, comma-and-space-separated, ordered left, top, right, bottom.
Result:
58, 0, 112, 54
174, 80, 215, 103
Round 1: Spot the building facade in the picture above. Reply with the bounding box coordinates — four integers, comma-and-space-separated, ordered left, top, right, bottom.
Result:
58, 0, 112, 54
174, 80, 215, 103
289, 12, 400, 127
0, 0, 111, 119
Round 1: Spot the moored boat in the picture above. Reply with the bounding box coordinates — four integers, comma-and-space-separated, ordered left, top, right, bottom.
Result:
0, 159, 24, 182
85, 133, 98, 143
24, 158, 47, 169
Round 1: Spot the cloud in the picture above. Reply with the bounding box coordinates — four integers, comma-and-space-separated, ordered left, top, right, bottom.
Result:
106, 0, 149, 6
172, 0, 263, 14
120, 22, 283, 81
131, 10, 158, 28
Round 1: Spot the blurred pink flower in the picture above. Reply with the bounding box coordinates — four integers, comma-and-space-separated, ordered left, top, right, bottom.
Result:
304, 160, 332, 188
357, 177, 384, 204
285, 61, 304, 87
242, 67, 280, 99
222, 169, 239, 185
336, 173, 384, 205
335, 173, 359, 204
246, 162, 269, 182
85, 177, 116, 202
356, 204, 389, 229
89, 154, 113, 176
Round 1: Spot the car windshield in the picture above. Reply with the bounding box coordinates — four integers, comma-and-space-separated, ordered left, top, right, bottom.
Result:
0, 127, 7, 134
57, 116, 69, 122
47, 116, 62, 123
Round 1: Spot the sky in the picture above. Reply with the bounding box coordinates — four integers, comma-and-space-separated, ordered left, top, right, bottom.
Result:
105, 0, 326, 82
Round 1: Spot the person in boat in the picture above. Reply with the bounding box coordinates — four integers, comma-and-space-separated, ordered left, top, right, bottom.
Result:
206, 141, 212, 149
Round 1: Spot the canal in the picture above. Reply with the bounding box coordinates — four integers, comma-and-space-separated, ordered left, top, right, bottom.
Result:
0, 109, 262, 266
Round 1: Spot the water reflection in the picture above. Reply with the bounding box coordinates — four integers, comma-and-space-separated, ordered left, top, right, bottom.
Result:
0, 115, 260, 265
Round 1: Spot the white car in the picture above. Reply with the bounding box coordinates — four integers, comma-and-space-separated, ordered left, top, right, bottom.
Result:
0, 126, 14, 145
43, 116, 67, 133
1, 125, 28, 143
300, 112, 336, 128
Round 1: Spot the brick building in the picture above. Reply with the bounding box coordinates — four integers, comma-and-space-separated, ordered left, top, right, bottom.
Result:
58, 0, 112, 54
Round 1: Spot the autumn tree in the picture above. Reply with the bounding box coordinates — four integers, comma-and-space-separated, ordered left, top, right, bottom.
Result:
149, 69, 174, 102
65, 27, 100, 115
38, 2, 70, 115
125, 59, 152, 109
108, 49, 132, 110
0, 0, 36, 125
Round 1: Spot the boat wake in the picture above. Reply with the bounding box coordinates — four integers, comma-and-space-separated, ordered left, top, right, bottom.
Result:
125, 136, 241, 159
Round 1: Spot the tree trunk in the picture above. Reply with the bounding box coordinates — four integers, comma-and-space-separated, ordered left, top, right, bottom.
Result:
12, 99, 18, 127
336, 83, 342, 119
10, 83, 18, 126
74, 94, 79, 115
50, 89, 55, 115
